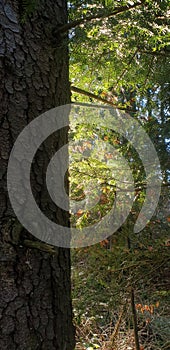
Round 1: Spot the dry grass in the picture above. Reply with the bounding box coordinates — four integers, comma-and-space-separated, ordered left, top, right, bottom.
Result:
74, 314, 145, 350
74, 310, 170, 350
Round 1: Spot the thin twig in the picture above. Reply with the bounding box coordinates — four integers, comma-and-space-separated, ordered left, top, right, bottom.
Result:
112, 49, 138, 92
109, 305, 125, 347
142, 55, 155, 90
139, 49, 170, 57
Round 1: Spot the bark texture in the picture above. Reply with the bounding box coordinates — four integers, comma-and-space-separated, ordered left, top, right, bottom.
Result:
0, 0, 75, 349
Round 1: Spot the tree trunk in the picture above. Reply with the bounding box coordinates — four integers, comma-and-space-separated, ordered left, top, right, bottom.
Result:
0, 0, 75, 349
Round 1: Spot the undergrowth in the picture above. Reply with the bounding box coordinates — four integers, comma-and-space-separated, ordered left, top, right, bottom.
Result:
71, 233, 170, 350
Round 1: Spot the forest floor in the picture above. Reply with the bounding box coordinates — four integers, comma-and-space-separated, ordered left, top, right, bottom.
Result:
71, 244, 170, 350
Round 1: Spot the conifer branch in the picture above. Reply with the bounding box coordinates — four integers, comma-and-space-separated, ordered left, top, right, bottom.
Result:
55, 1, 144, 35
71, 85, 135, 111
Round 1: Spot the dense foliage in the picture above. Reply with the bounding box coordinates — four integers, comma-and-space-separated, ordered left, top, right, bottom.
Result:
67, 1, 170, 349
69, 0, 170, 99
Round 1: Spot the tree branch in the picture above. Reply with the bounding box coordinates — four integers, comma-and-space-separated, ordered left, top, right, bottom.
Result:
112, 48, 139, 93
141, 55, 155, 90
139, 49, 170, 57
155, 15, 170, 25
55, 1, 144, 34
70, 166, 170, 192
71, 85, 135, 112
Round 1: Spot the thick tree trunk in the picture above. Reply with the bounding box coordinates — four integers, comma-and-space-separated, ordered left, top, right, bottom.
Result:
0, 1, 75, 349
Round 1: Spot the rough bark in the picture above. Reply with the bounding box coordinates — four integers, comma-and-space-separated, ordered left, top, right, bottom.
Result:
0, 0, 75, 349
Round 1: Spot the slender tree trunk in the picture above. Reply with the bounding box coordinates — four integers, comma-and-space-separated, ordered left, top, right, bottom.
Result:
130, 288, 140, 350
127, 238, 140, 350
0, 1, 75, 349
